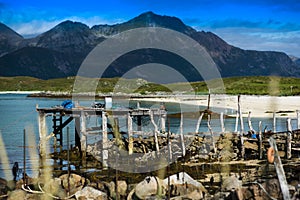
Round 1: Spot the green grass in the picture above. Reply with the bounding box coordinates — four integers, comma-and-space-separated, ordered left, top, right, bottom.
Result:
0, 75, 300, 96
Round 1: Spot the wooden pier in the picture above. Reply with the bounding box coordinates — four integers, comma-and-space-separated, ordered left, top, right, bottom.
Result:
36, 101, 167, 168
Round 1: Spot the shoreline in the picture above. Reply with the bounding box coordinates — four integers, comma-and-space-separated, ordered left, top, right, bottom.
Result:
2, 91, 300, 118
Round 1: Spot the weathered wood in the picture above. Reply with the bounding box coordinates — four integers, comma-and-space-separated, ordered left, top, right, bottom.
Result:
80, 111, 87, 156
287, 118, 292, 132
258, 121, 263, 159
195, 112, 204, 133
74, 117, 81, 149
150, 111, 160, 153
102, 111, 108, 168
160, 110, 166, 132
180, 113, 186, 156
207, 115, 216, 154
269, 137, 291, 200
38, 111, 47, 157
220, 112, 225, 133
234, 111, 238, 132
238, 95, 244, 133
273, 112, 277, 133
247, 111, 255, 133
297, 110, 300, 129
286, 132, 292, 159
127, 113, 133, 155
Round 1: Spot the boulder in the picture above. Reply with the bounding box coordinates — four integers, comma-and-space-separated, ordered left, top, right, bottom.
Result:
222, 175, 242, 191
75, 186, 107, 200
135, 176, 164, 199
59, 173, 86, 195
8, 189, 26, 200
43, 178, 67, 198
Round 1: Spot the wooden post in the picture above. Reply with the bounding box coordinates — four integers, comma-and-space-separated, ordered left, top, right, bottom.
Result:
238, 95, 245, 159
195, 112, 204, 133
160, 111, 166, 133
180, 113, 186, 157
102, 111, 108, 168
207, 115, 216, 154
238, 95, 244, 133
273, 112, 277, 133
297, 110, 300, 130
137, 116, 142, 132
38, 111, 47, 158
80, 111, 87, 161
207, 93, 211, 111
150, 111, 160, 153
287, 118, 292, 132
269, 137, 291, 200
74, 117, 81, 150
286, 132, 292, 159
247, 111, 255, 133
220, 112, 225, 133
234, 111, 239, 132
258, 121, 263, 159
286, 118, 292, 160
127, 113, 133, 155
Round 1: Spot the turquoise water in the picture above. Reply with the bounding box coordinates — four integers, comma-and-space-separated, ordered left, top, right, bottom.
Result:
0, 94, 297, 179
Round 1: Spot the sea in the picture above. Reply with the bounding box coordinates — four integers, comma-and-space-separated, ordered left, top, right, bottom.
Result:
0, 93, 297, 180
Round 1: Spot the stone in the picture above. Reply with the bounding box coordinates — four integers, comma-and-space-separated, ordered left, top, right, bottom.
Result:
75, 186, 107, 200
222, 175, 242, 191
117, 180, 127, 196
43, 178, 67, 198
59, 173, 85, 195
135, 176, 164, 199
8, 189, 26, 200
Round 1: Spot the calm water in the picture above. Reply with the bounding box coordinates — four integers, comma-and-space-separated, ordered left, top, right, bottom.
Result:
0, 94, 297, 179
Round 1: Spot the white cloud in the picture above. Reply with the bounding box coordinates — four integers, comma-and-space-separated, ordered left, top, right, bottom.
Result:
10, 16, 125, 38
198, 26, 300, 57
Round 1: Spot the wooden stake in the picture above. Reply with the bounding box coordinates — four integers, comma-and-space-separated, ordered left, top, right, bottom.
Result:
102, 111, 108, 168
273, 112, 277, 133
207, 115, 216, 154
127, 113, 133, 155
297, 110, 300, 130
180, 113, 186, 157
195, 112, 204, 133
258, 121, 263, 159
220, 112, 225, 133
150, 111, 160, 153
269, 137, 291, 200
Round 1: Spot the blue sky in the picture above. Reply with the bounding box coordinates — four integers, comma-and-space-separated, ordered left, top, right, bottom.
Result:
1, 0, 300, 57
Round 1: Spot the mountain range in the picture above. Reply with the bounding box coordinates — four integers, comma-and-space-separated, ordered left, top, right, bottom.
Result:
0, 11, 299, 81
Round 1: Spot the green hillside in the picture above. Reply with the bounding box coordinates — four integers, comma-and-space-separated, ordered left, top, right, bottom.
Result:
0, 76, 299, 96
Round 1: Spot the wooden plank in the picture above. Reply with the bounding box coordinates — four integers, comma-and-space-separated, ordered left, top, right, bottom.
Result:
269, 137, 291, 200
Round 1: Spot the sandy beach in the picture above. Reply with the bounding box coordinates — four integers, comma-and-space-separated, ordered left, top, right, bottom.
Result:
134, 94, 300, 119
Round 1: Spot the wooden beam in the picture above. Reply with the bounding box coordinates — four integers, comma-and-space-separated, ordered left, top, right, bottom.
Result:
127, 113, 133, 155
102, 111, 108, 168
269, 137, 291, 200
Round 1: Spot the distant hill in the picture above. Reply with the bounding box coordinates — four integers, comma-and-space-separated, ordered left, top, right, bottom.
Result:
0, 11, 300, 81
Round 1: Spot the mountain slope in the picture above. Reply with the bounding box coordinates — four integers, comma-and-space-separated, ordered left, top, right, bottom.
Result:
0, 11, 299, 81
0, 23, 23, 56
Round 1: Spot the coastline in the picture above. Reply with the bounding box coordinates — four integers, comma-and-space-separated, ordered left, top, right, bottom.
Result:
2, 91, 300, 119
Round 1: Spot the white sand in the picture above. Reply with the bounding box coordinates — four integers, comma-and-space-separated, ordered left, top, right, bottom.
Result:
133, 95, 300, 118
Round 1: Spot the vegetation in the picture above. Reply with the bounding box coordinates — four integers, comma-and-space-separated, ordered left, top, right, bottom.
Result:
0, 75, 300, 96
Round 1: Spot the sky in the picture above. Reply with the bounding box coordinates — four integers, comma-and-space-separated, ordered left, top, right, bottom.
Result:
0, 0, 300, 57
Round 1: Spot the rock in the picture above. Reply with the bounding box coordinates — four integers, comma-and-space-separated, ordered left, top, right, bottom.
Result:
43, 178, 67, 198
222, 175, 242, 191
8, 189, 26, 200
59, 173, 86, 195
75, 186, 107, 200
186, 190, 204, 200
244, 141, 258, 150
117, 180, 127, 196
135, 176, 164, 199
163, 172, 205, 191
